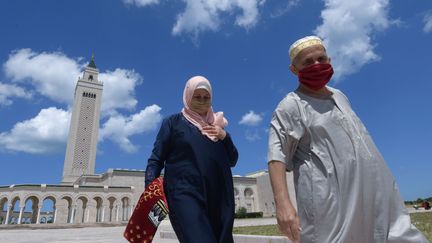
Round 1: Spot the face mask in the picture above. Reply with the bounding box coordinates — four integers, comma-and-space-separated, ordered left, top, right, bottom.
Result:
298, 63, 334, 90
190, 99, 211, 115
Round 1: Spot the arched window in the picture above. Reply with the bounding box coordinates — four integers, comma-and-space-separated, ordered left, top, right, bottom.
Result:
121, 197, 130, 221
107, 197, 117, 222
1, 197, 8, 224
60, 197, 73, 224
93, 197, 103, 223
24, 196, 39, 224
75, 197, 88, 223
11, 198, 21, 224
244, 188, 254, 198
41, 197, 56, 224
234, 187, 239, 197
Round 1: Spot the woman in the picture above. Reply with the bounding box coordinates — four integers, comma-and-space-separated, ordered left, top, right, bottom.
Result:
145, 75, 238, 243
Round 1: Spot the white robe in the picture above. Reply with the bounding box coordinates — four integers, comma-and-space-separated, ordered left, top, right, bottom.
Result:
268, 87, 428, 243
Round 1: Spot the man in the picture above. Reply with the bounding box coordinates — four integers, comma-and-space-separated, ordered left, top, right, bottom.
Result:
268, 36, 428, 243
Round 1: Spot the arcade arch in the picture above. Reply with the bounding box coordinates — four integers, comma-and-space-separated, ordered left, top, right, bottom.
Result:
23, 195, 39, 224
121, 197, 131, 221
41, 196, 56, 224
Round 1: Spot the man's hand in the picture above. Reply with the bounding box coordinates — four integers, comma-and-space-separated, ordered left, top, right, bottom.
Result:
276, 203, 301, 243
203, 125, 226, 140
268, 160, 301, 243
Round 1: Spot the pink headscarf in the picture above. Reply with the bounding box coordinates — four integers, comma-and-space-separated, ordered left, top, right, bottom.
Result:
181, 76, 228, 142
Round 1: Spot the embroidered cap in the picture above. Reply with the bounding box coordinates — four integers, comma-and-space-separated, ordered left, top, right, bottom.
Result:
289, 36, 325, 62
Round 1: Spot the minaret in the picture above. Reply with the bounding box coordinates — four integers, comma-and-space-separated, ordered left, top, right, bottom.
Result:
62, 55, 103, 184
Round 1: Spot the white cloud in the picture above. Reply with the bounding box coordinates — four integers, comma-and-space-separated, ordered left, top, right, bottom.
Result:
0, 104, 162, 154
314, 0, 391, 80
99, 69, 142, 115
270, 0, 300, 18
423, 12, 432, 33
235, 0, 260, 27
245, 129, 261, 141
171, 0, 261, 36
0, 107, 70, 154
123, 0, 266, 37
0, 82, 32, 106
239, 110, 263, 126
2, 48, 155, 153
4, 48, 82, 104
3, 49, 142, 116
100, 104, 162, 153
123, 0, 160, 7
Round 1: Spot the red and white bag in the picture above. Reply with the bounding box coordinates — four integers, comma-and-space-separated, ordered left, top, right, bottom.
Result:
124, 177, 169, 243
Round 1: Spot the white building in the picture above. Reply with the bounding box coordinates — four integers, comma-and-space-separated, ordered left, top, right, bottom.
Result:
0, 57, 295, 226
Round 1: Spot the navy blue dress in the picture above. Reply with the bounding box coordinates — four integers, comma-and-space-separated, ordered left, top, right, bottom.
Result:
145, 113, 238, 243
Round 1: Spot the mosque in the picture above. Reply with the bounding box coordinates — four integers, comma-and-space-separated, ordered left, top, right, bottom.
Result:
0, 58, 295, 225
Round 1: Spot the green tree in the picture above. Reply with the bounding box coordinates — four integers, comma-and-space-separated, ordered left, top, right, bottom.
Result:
236, 207, 247, 218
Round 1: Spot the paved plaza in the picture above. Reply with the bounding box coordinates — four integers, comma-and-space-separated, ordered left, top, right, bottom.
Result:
1, 210, 428, 243
0, 217, 291, 243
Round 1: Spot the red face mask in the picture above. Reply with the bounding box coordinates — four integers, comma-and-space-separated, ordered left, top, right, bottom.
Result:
298, 63, 334, 90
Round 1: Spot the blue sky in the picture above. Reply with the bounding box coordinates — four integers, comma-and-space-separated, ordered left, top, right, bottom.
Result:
0, 0, 431, 201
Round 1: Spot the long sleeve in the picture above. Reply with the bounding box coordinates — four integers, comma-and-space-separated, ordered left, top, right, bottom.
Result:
145, 117, 172, 187
221, 132, 238, 167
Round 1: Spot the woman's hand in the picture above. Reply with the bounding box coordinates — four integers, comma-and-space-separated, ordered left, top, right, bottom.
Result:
203, 125, 226, 140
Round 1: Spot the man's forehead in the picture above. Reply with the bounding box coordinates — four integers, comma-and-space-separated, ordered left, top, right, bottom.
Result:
297, 45, 326, 58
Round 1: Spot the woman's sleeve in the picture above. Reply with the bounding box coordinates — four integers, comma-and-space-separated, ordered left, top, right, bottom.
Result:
221, 132, 239, 167
145, 117, 171, 187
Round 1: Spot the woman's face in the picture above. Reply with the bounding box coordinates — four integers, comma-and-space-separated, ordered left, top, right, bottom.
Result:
190, 88, 211, 115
